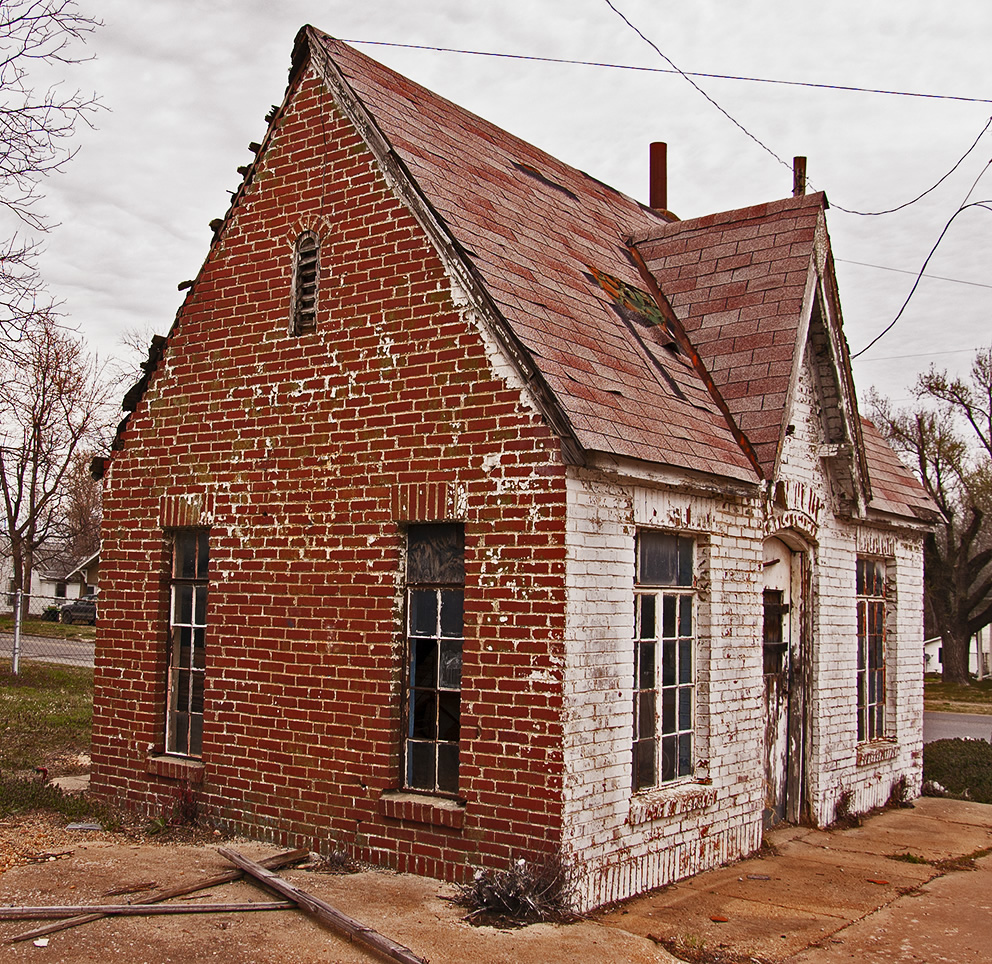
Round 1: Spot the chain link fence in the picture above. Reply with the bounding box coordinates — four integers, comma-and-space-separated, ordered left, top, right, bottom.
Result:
1, 591, 96, 672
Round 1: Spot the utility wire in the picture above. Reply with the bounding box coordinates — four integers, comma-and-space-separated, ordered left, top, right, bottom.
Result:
339, 39, 992, 105
836, 258, 992, 290
345, 33, 992, 220
600, 2, 992, 220
831, 116, 992, 215
851, 198, 992, 359
601, 0, 792, 174
855, 347, 984, 362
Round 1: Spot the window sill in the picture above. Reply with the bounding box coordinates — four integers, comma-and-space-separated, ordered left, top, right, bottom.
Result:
378, 791, 465, 829
856, 741, 899, 767
146, 754, 205, 784
628, 782, 717, 825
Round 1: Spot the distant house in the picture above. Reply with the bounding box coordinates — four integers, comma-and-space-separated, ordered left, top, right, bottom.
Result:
925, 628, 991, 679
66, 549, 100, 596
90, 27, 937, 909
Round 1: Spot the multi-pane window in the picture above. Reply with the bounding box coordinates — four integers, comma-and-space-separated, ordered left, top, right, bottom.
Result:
856, 558, 886, 742
290, 232, 318, 335
634, 531, 695, 790
166, 530, 209, 757
405, 524, 464, 794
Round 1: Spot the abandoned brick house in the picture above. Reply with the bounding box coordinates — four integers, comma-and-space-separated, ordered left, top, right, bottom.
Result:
90, 27, 938, 909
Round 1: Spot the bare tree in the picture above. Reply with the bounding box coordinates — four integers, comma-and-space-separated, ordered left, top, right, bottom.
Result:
869, 348, 992, 684
0, 0, 100, 341
0, 315, 112, 609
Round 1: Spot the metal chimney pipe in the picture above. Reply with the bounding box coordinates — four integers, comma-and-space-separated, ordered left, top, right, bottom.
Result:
650, 142, 668, 211
793, 156, 807, 197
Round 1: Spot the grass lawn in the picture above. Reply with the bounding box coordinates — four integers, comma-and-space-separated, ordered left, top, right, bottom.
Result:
0, 659, 99, 820
0, 660, 93, 774
924, 674, 992, 715
0, 613, 96, 641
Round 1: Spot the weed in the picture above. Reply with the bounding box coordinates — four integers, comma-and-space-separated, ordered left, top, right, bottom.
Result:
932, 846, 992, 874
888, 852, 930, 864
887, 775, 912, 808
0, 775, 104, 822
171, 780, 198, 826
648, 933, 770, 964
832, 788, 862, 828
457, 854, 576, 925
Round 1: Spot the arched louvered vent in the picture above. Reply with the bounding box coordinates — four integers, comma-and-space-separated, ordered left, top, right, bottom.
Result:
291, 233, 319, 335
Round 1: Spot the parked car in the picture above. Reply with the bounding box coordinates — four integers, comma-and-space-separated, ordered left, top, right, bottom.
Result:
61, 594, 98, 625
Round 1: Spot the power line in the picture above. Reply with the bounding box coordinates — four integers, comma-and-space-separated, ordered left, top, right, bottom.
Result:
831, 117, 992, 216
339, 39, 992, 105
853, 347, 983, 363
851, 199, 992, 359
600, 0, 792, 172
836, 258, 992, 290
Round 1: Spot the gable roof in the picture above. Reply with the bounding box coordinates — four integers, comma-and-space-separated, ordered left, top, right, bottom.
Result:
632, 195, 823, 477
306, 29, 758, 484
105, 28, 936, 528
859, 418, 942, 522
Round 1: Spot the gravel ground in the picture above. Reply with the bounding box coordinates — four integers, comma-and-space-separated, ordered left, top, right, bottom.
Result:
0, 811, 675, 964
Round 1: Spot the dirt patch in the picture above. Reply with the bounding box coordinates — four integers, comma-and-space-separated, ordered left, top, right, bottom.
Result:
0, 812, 674, 964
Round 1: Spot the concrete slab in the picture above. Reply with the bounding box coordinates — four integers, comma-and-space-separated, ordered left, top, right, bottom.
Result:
598, 798, 992, 963
791, 852, 992, 963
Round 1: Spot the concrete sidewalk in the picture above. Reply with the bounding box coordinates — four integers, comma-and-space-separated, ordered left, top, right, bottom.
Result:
598, 796, 992, 962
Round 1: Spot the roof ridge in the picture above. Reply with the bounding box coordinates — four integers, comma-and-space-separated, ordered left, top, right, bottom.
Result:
633, 191, 827, 244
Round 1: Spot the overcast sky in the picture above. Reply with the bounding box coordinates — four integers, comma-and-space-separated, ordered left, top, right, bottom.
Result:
23, 0, 992, 407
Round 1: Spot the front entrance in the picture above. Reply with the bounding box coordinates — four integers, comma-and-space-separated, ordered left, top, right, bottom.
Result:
762, 537, 808, 827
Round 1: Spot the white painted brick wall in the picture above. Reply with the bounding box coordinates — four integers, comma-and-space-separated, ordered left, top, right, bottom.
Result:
561, 348, 927, 910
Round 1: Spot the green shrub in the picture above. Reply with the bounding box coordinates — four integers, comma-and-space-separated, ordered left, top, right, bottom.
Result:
923, 739, 992, 804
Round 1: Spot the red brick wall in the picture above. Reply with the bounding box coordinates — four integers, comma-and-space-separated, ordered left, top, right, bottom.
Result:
90, 65, 569, 881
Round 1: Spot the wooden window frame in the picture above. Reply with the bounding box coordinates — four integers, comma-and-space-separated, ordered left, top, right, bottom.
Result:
634, 530, 696, 791
403, 523, 465, 795
856, 557, 886, 742
165, 529, 209, 758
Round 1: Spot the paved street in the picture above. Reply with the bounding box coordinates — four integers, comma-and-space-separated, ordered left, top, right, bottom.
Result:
924, 710, 992, 743
0, 632, 94, 669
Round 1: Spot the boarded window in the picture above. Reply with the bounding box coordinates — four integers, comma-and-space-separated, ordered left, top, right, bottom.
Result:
634, 530, 695, 791
405, 524, 464, 794
166, 530, 209, 757
856, 557, 886, 742
290, 233, 319, 335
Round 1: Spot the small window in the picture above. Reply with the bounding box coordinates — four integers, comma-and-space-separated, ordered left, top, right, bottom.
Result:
290, 232, 319, 335
166, 530, 209, 757
404, 524, 465, 795
856, 558, 886, 742
634, 531, 695, 790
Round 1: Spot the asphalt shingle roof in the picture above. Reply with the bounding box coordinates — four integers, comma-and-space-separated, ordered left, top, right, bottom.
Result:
633, 194, 824, 477
299, 30, 933, 521
314, 30, 757, 483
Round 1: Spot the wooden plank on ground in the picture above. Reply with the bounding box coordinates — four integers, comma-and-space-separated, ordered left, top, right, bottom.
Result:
0, 901, 294, 920
219, 848, 427, 964
5, 847, 308, 945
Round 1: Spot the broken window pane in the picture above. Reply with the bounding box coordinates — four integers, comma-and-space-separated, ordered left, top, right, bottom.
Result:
166, 529, 209, 758
407, 524, 465, 584
438, 637, 462, 689
405, 524, 465, 795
